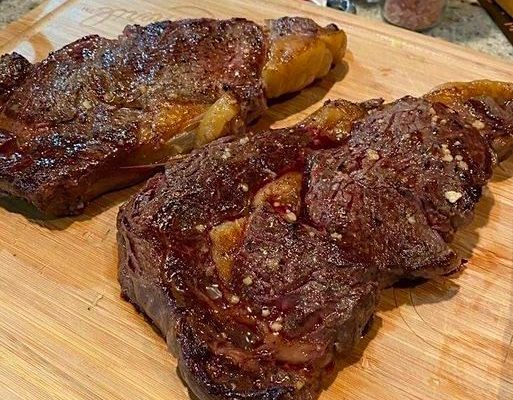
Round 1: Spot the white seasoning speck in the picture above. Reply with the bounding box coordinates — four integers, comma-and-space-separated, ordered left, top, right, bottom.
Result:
221, 147, 232, 160
270, 321, 283, 332
195, 224, 206, 232
229, 295, 240, 304
261, 308, 270, 317
440, 144, 453, 162
441, 154, 453, 162
263, 168, 277, 178
267, 258, 279, 269
206, 285, 223, 300
284, 211, 297, 223
331, 232, 342, 240
444, 191, 463, 204
407, 215, 416, 224
458, 161, 469, 170
454, 141, 461, 146
273, 201, 281, 207
429, 107, 436, 116
440, 119, 447, 125
239, 137, 249, 145
82, 99, 92, 109
366, 149, 380, 161
455, 155, 463, 161
240, 183, 249, 192
243, 276, 253, 286
246, 306, 253, 313
472, 120, 485, 130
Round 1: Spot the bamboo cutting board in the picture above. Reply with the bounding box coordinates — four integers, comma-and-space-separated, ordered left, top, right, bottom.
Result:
0, 1, 512, 399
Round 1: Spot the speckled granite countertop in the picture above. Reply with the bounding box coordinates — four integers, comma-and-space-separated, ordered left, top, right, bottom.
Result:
355, 0, 513, 60
0, 0, 40, 27
0, 0, 511, 61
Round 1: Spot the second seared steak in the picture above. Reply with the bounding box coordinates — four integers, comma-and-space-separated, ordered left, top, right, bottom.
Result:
118, 80, 513, 400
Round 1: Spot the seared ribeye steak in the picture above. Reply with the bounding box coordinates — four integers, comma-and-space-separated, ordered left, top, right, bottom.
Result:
118, 80, 513, 400
0, 17, 345, 216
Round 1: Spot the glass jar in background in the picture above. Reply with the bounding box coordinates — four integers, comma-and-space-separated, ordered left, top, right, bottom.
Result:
383, 0, 447, 31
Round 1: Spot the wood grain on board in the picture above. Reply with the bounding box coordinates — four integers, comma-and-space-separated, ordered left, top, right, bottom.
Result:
0, 1, 511, 399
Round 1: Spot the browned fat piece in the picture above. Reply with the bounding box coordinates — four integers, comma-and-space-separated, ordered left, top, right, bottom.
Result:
117, 80, 513, 400
0, 17, 346, 216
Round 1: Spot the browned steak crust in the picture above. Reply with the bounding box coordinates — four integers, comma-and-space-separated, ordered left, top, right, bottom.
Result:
0, 17, 344, 216
0, 19, 268, 216
118, 129, 375, 400
118, 83, 513, 399
305, 97, 494, 285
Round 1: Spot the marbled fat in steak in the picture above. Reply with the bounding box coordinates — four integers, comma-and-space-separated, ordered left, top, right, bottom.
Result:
117, 81, 513, 400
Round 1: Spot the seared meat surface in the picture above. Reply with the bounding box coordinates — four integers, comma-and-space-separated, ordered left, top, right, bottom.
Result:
117, 80, 513, 400
0, 17, 345, 216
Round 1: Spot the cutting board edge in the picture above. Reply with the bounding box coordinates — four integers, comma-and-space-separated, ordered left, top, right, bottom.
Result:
0, 0, 511, 76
